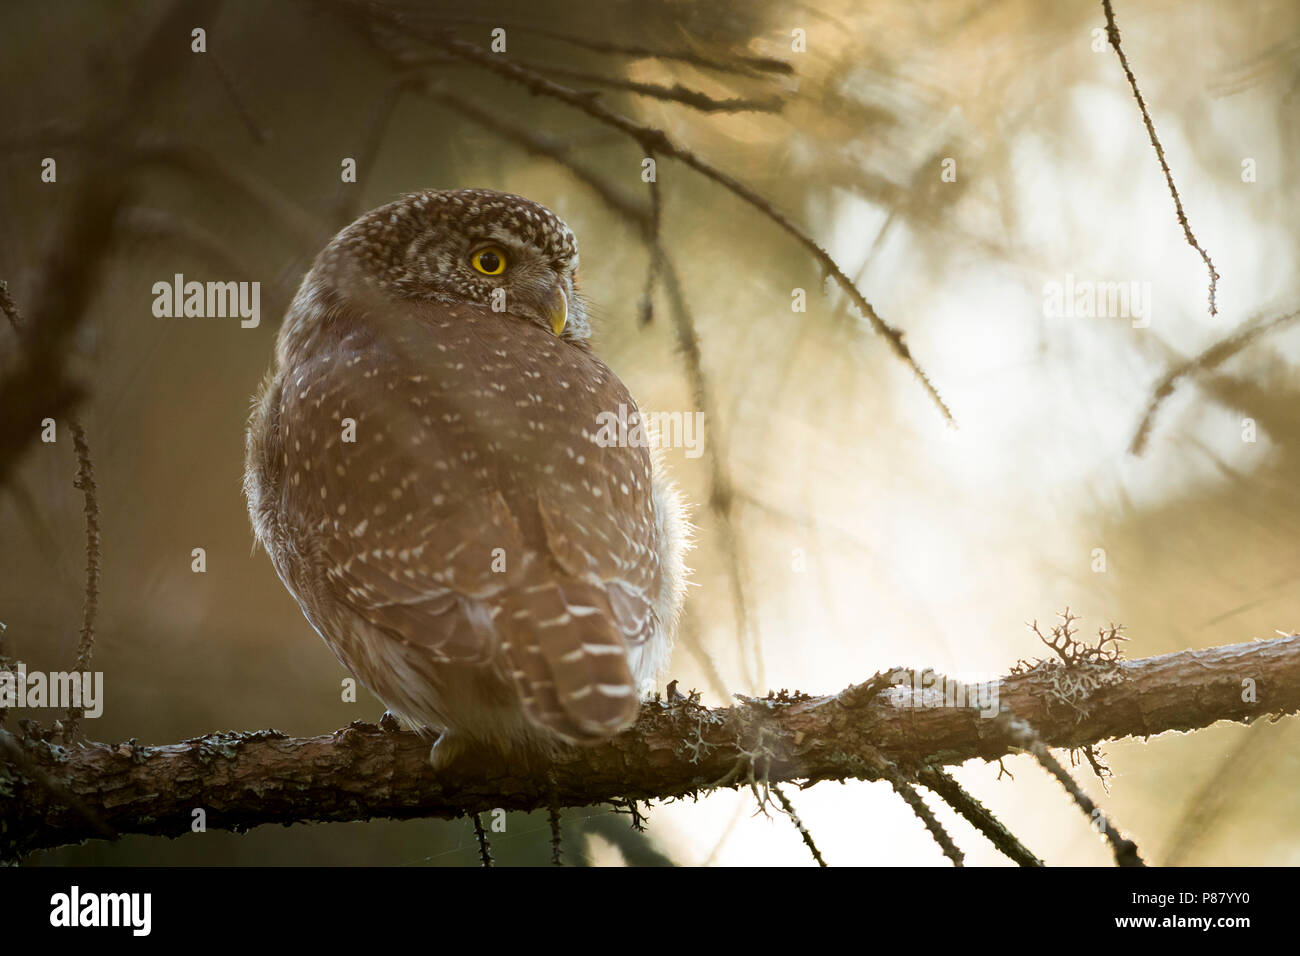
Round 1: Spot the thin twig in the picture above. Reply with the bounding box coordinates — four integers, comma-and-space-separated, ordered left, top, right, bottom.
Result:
0, 280, 21, 333
773, 783, 827, 866
413, 15, 795, 76
63, 421, 101, 742
505, 60, 784, 113
638, 156, 662, 326
1160, 722, 1273, 865
416, 81, 650, 227
1102, 0, 1219, 316
209, 49, 272, 143
886, 770, 964, 866
548, 805, 563, 866
406, 51, 784, 113
917, 767, 1043, 867
471, 812, 494, 867
1003, 715, 1146, 866
2, 284, 103, 743
1129, 308, 1300, 454
660, 258, 763, 692
333, 79, 408, 225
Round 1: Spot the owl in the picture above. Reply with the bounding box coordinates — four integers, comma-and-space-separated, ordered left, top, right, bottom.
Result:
244, 188, 689, 767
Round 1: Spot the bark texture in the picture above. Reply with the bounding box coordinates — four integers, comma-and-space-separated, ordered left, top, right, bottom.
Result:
2, 634, 1296, 859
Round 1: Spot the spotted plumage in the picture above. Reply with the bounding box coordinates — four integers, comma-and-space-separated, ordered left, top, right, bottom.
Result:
244, 189, 688, 764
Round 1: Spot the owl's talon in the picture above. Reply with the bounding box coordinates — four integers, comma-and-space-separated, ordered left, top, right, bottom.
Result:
429, 732, 467, 771
379, 710, 402, 734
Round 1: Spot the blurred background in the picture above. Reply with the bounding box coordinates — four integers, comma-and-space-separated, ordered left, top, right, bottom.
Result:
2, 0, 1298, 865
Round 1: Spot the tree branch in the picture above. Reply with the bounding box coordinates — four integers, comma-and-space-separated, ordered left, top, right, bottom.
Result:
3, 634, 1296, 860
1101, 0, 1219, 316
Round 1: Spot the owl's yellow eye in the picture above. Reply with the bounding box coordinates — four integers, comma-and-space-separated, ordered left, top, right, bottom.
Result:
471, 247, 508, 276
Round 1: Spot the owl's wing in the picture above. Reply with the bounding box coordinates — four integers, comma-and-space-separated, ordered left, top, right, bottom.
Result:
537, 494, 659, 646
494, 465, 663, 740
277, 299, 664, 739
322, 498, 651, 740
318, 492, 528, 664
272, 303, 535, 666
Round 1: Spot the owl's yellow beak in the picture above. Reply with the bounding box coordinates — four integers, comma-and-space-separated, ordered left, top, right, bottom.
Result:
547, 286, 568, 336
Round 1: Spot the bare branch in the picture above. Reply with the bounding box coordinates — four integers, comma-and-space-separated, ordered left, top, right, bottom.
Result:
412, 14, 795, 76
208, 48, 272, 143
471, 812, 494, 867
496, 59, 784, 114
660, 258, 764, 691
415, 81, 651, 228
1129, 308, 1300, 455
916, 767, 1044, 867
4, 634, 1297, 860
773, 783, 828, 866
548, 805, 563, 866
333, 80, 407, 225
1002, 715, 1146, 866
887, 771, 964, 866
1102, 0, 1219, 316
63, 421, 101, 742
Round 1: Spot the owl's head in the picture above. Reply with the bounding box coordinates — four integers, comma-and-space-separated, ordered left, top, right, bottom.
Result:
318, 188, 588, 341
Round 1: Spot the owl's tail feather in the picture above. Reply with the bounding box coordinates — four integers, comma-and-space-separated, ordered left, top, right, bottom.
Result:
500, 581, 640, 742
